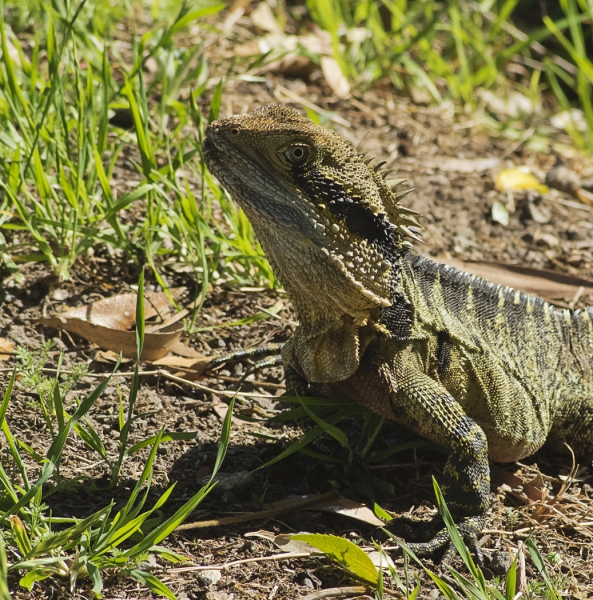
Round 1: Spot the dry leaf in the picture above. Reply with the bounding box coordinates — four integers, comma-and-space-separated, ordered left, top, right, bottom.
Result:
524, 473, 549, 503
37, 317, 183, 361
492, 465, 553, 512
320, 56, 350, 99
250, 2, 283, 35
368, 550, 396, 571
256, 54, 317, 78
41, 289, 184, 331
0, 337, 15, 361
245, 531, 315, 555
152, 354, 211, 372
495, 168, 549, 194
313, 496, 386, 527
491, 465, 524, 490
211, 397, 244, 426
436, 258, 593, 303
34, 289, 186, 361
491, 199, 510, 226
576, 187, 593, 206
178, 492, 339, 530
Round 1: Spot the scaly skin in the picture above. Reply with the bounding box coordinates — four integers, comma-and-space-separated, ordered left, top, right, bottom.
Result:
203, 105, 593, 557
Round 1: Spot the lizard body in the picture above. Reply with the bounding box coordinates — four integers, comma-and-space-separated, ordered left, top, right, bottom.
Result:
204, 105, 593, 554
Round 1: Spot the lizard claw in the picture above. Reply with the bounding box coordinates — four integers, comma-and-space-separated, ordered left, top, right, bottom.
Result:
389, 515, 485, 566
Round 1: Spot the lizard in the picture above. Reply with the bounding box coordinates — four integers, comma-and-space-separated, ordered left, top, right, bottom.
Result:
203, 104, 593, 558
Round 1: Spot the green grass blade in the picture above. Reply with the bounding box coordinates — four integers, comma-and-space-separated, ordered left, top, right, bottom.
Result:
129, 570, 176, 600
28, 506, 111, 557
136, 267, 145, 361
208, 80, 223, 123
432, 477, 486, 589
526, 538, 561, 599
211, 396, 235, 478
2, 358, 120, 519
0, 534, 12, 600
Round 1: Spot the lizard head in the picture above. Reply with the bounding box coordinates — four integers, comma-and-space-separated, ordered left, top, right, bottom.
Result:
204, 104, 420, 324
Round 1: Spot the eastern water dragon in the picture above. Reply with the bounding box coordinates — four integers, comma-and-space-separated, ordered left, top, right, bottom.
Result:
203, 104, 593, 557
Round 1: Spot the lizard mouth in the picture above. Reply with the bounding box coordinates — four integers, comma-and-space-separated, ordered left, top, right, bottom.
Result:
203, 135, 222, 165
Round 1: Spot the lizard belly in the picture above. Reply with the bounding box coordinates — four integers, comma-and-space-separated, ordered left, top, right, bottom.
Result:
439, 349, 551, 462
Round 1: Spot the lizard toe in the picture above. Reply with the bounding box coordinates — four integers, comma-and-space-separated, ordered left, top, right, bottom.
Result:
394, 515, 484, 565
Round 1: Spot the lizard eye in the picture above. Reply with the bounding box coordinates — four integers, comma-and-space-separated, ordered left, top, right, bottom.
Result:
284, 145, 309, 165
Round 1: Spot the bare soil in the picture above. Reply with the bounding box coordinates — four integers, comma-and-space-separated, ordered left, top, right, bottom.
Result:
2, 47, 593, 600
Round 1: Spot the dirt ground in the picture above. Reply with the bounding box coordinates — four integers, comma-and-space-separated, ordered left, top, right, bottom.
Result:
3, 51, 593, 599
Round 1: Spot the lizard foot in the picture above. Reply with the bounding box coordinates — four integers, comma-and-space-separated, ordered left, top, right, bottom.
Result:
201, 343, 311, 396
389, 515, 484, 565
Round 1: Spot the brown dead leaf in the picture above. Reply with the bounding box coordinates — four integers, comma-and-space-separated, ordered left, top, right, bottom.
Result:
177, 491, 339, 530
492, 466, 553, 513
38, 317, 183, 361
152, 354, 211, 372
170, 340, 205, 358
313, 496, 386, 527
250, 2, 282, 35
238, 31, 330, 78
256, 54, 317, 78
576, 187, 593, 206
524, 473, 549, 503
35, 289, 186, 361
0, 337, 15, 361
245, 531, 315, 555
437, 258, 593, 303
531, 504, 555, 521
39, 289, 184, 330
491, 465, 524, 489
212, 396, 244, 426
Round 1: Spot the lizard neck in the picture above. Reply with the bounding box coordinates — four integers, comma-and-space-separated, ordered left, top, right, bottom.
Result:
253, 215, 393, 329
253, 219, 396, 383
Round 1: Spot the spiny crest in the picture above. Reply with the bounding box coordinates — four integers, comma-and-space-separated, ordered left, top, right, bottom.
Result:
362, 153, 424, 245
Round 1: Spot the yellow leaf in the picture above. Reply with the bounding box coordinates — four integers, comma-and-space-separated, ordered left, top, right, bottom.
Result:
495, 168, 548, 194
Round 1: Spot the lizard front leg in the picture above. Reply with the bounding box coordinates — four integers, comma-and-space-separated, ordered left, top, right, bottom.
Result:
384, 359, 490, 560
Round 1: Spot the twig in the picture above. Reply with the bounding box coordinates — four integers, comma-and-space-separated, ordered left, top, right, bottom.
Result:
217, 374, 285, 390
259, 306, 298, 327
482, 528, 532, 537
0, 366, 278, 400
161, 370, 275, 399
569, 286, 585, 309
169, 551, 314, 573
557, 443, 579, 497
177, 491, 339, 530
299, 587, 370, 600
542, 194, 591, 212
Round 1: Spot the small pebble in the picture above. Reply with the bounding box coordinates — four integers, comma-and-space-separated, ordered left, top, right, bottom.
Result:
489, 550, 513, 575
546, 160, 581, 195
198, 570, 222, 587
203, 592, 228, 600
537, 232, 559, 248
